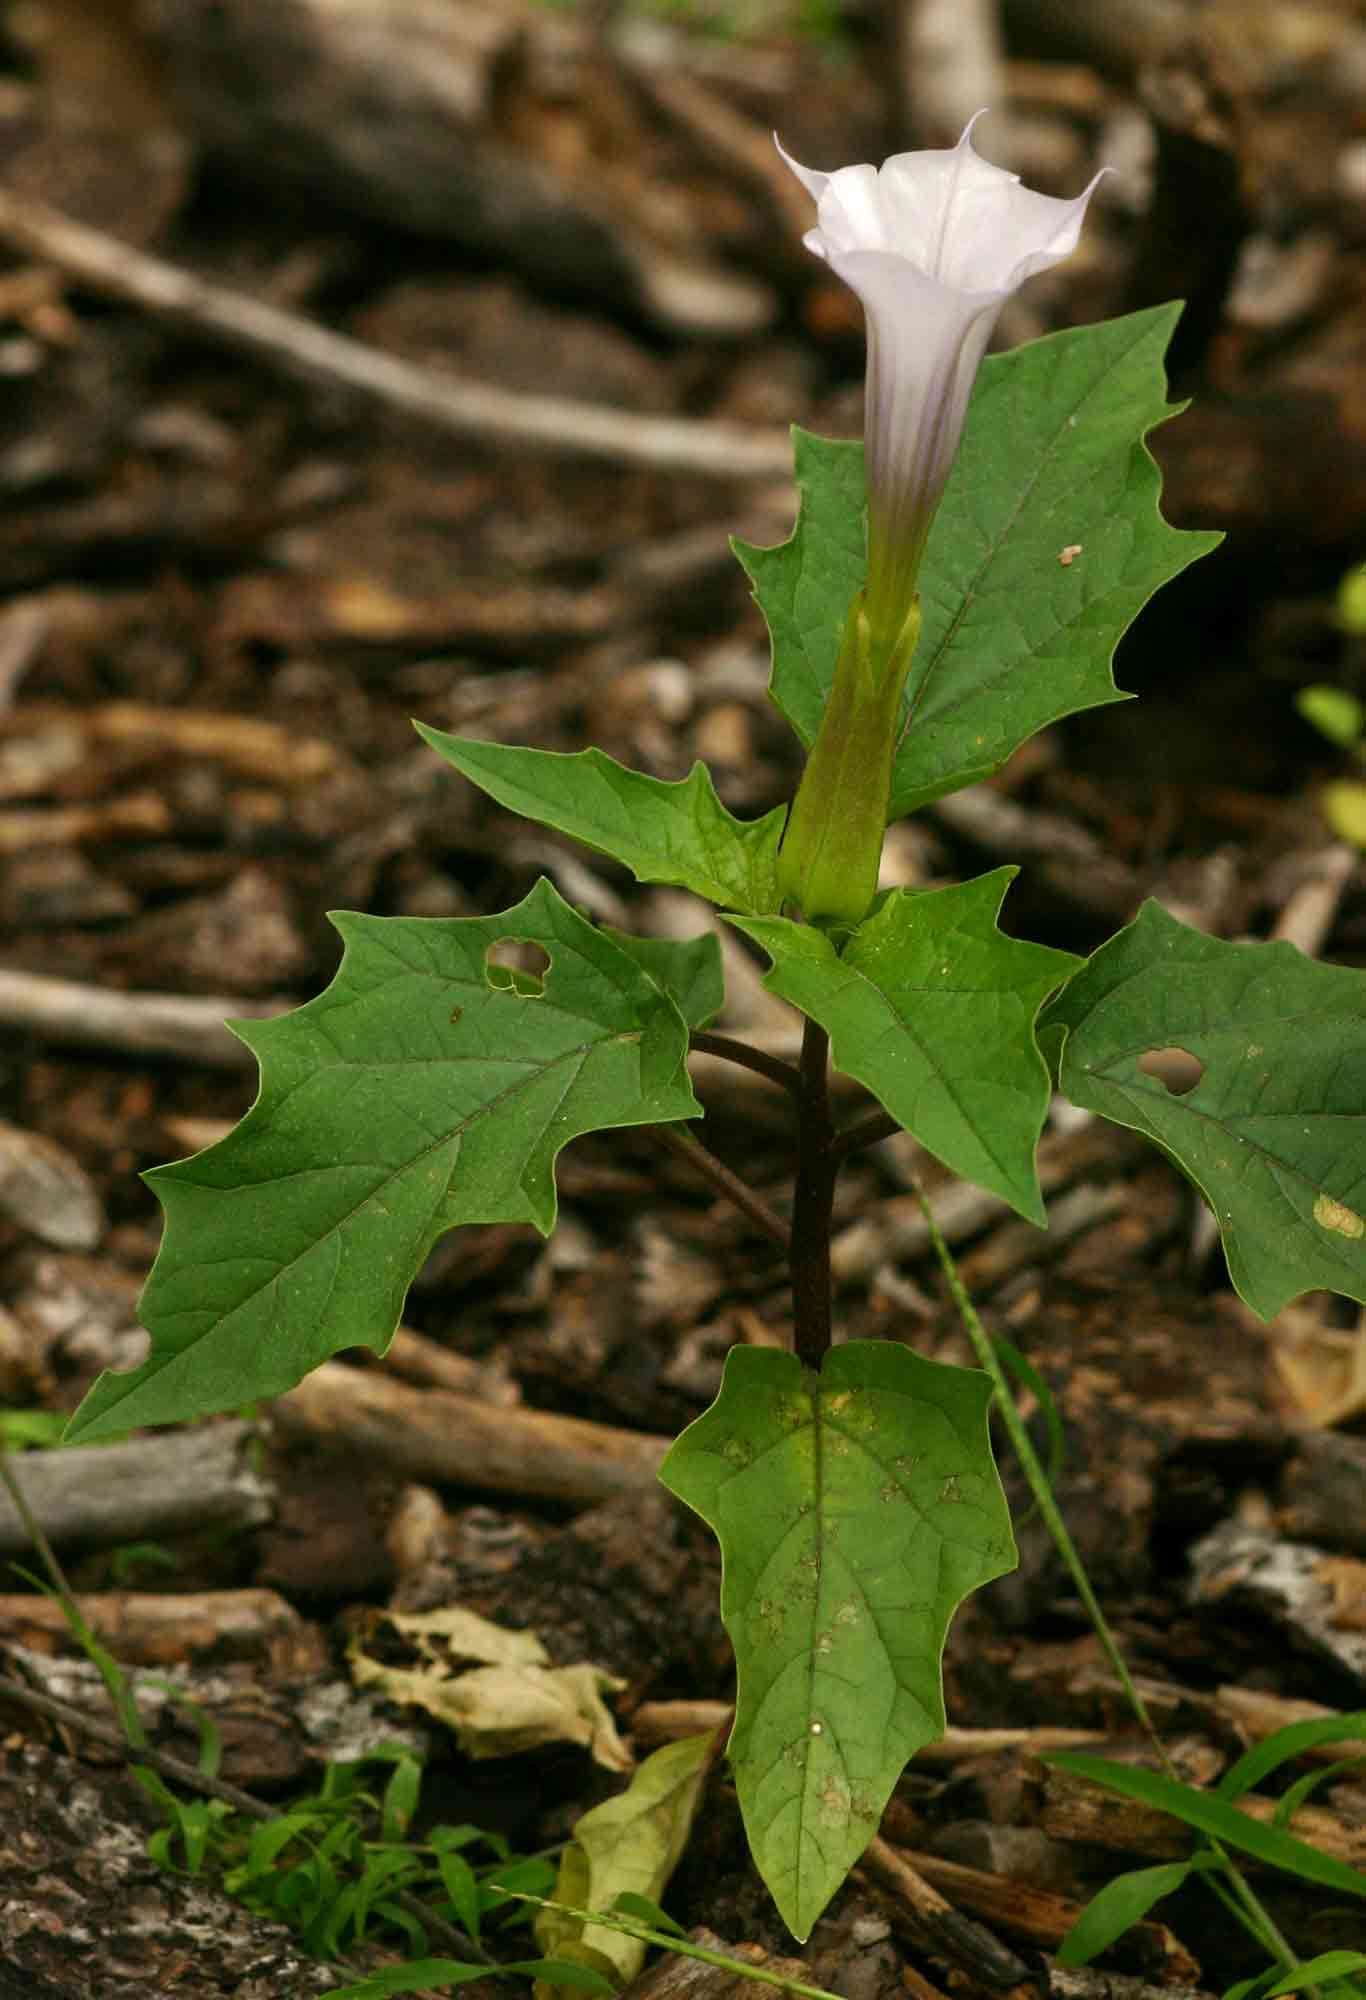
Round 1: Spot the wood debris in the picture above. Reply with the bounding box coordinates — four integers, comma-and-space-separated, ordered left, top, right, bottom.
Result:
0, 0, 1364, 1987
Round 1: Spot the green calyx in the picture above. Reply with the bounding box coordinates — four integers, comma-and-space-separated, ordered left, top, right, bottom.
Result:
775, 593, 921, 926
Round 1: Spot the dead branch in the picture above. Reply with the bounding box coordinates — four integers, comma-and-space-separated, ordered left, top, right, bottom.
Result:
368, 1325, 522, 1405
143, 0, 775, 340
871, 1843, 1199, 1982
861, 1835, 1034, 1989
0, 791, 171, 854
1040, 1755, 1366, 1871
1217, 1682, 1366, 1760
272, 1361, 669, 1507
647, 1122, 789, 1249
1269, 843, 1359, 956
930, 784, 1143, 920
897, 0, 1007, 147
631, 1697, 1106, 1763
1000, 0, 1189, 78
0, 965, 279, 1068
624, 1929, 815, 2000
832, 1122, 1145, 1282
0, 1420, 272, 1557
0, 1587, 309, 1670
0, 700, 340, 787
0, 185, 793, 482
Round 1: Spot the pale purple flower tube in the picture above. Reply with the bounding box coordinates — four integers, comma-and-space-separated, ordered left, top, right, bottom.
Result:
779, 116, 1105, 649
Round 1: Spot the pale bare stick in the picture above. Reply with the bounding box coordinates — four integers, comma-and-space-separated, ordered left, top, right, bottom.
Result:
0, 966, 275, 1069
1270, 843, 1359, 957
0, 186, 793, 482
631, 1698, 1105, 1762
272, 1361, 668, 1507
0, 1421, 271, 1559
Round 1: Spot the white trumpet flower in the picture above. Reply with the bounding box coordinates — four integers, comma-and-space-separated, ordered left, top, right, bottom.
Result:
779, 116, 1105, 649
773, 117, 1105, 925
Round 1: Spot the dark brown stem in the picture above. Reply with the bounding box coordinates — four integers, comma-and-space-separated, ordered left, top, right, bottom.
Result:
649, 1122, 789, 1249
789, 1017, 837, 1370
689, 1030, 801, 1094
832, 1106, 900, 1161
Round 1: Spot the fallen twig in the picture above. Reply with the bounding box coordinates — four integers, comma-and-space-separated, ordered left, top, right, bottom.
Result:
930, 784, 1142, 920
870, 1842, 1200, 1982
0, 700, 339, 787
861, 1834, 1034, 1989
1269, 842, 1359, 956
0, 185, 793, 482
0, 1587, 310, 1670
0, 1420, 272, 1559
0, 792, 171, 854
630, 1697, 1107, 1764
832, 1122, 1145, 1282
272, 1361, 669, 1506
0, 965, 279, 1068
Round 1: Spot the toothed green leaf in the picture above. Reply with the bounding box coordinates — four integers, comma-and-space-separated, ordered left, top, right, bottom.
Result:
603, 928, 725, 1029
418, 728, 785, 916
660, 1343, 1015, 1940
1043, 899, 1366, 1319
732, 871, 1080, 1223
67, 881, 698, 1442
739, 306, 1222, 814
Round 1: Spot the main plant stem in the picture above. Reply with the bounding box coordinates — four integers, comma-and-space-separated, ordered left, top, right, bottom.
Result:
790, 1017, 837, 1369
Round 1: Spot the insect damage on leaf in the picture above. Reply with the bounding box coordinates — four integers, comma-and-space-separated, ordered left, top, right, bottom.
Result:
63, 880, 701, 1443
1137, 1046, 1204, 1096
1314, 1193, 1366, 1240
485, 937, 552, 995
1043, 899, 1366, 1319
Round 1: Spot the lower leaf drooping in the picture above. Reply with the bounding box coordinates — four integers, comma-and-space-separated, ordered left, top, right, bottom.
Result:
659, 1341, 1016, 1940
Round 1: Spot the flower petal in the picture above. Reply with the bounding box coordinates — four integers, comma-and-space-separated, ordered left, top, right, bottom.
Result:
828, 249, 1002, 635
775, 116, 1106, 648
773, 133, 828, 207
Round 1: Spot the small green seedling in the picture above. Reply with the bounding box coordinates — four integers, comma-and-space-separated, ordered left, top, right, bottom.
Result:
1297, 562, 1366, 845
1049, 1717, 1366, 1998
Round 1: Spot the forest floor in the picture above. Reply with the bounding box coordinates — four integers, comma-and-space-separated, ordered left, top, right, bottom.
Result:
1, 3, 1365, 1996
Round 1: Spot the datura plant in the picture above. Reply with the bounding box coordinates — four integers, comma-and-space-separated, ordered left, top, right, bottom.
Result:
68, 121, 1366, 1943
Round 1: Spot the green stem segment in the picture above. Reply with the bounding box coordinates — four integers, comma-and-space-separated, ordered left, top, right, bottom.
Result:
776, 593, 920, 927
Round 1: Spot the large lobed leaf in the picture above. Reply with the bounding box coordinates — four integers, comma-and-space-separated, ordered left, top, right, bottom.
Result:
1042, 900, 1366, 1319
417, 726, 786, 916
733, 871, 1079, 1223
738, 305, 1222, 816
66, 881, 701, 1442
660, 1342, 1015, 1941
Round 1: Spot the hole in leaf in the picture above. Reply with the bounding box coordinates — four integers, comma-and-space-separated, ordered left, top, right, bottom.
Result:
1137, 1046, 1204, 1096
484, 937, 550, 997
